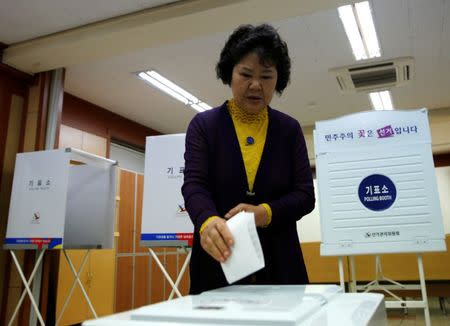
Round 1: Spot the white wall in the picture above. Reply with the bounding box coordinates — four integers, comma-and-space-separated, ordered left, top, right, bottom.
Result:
110, 142, 145, 174
297, 166, 450, 243
435, 166, 450, 234
297, 179, 322, 242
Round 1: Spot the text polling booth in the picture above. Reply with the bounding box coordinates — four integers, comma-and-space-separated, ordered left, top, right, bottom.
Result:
314, 109, 446, 325
4, 148, 117, 325
141, 134, 193, 299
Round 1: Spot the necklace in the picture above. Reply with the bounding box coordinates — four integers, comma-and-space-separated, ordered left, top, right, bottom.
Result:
246, 136, 255, 145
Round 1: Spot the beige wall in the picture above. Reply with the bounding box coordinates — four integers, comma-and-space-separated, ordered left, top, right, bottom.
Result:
429, 108, 450, 154
59, 124, 107, 156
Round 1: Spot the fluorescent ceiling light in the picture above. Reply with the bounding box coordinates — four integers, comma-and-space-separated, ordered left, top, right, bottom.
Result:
137, 70, 211, 112
355, 2, 380, 58
191, 102, 212, 112
338, 1, 381, 60
369, 90, 393, 110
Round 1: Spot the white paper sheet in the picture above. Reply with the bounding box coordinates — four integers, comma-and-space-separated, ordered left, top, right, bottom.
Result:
221, 211, 265, 284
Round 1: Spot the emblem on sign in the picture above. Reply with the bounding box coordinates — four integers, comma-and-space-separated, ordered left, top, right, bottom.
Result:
32, 212, 41, 224
358, 174, 396, 211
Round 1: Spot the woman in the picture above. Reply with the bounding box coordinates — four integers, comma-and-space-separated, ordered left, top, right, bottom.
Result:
182, 24, 315, 295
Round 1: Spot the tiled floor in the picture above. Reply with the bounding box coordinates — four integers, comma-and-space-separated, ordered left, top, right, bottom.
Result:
387, 297, 450, 325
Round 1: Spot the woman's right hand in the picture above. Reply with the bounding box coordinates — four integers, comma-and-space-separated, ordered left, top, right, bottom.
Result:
200, 217, 234, 263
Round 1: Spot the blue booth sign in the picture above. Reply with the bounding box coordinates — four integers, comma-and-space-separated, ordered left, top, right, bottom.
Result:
358, 174, 396, 211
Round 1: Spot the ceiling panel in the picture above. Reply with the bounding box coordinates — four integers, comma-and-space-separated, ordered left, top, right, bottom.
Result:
0, 0, 181, 44
2, 0, 450, 134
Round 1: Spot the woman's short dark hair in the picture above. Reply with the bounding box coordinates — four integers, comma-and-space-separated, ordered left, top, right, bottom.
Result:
216, 24, 291, 95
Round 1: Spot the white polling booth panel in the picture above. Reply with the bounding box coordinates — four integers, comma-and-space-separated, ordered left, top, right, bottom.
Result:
141, 134, 193, 247
83, 285, 387, 326
4, 148, 117, 249
314, 109, 446, 255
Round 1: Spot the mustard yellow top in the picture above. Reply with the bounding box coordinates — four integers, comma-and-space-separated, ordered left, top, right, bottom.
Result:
227, 99, 268, 192
199, 100, 272, 234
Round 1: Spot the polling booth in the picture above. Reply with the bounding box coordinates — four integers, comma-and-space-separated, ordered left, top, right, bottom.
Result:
140, 134, 193, 299
314, 109, 446, 326
83, 284, 387, 325
4, 148, 118, 325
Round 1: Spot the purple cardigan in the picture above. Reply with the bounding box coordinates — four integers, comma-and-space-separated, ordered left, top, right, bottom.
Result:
182, 101, 315, 294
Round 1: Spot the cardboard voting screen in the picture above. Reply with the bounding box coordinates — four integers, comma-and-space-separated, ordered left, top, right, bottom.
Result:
314, 109, 446, 256
4, 148, 117, 250
64, 162, 117, 249
141, 134, 193, 247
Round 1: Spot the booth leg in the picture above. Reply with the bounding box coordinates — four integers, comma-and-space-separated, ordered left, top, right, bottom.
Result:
338, 256, 345, 292
148, 248, 182, 299
439, 297, 447, 315
8, 250, 46, 326
168, 249, 191, 300
349, 256, 357, 293
417, 254, 431, 326
56, 250, 97, 325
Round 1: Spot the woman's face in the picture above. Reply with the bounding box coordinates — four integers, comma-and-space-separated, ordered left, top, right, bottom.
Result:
231, 52, 278, 114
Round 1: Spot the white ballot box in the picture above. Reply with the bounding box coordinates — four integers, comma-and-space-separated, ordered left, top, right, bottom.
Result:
314, 109, 446, 256
4, 148, 117, 249
83, 285, 387, 326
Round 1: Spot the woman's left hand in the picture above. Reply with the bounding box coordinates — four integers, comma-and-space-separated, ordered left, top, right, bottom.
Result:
224, 203, 268, 227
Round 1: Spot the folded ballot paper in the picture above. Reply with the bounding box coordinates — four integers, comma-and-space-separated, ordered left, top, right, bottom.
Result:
221, 211, 265, 284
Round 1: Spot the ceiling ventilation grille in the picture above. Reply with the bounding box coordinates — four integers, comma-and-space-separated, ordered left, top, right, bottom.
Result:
330, 57, 414, 93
